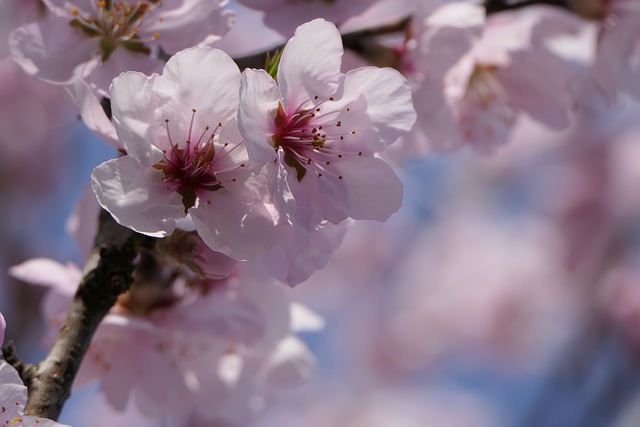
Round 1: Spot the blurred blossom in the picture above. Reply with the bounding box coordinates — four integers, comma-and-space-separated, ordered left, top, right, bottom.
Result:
235, 0, 382, 37
248, 386, 500, 427
391, 2, 585, 160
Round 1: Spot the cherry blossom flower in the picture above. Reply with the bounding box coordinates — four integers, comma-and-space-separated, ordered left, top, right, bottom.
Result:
0, 361, 73, 427
0, 0, 44, 58
10, 0, 233, 94
235, 0, 380, 37
92, 46, 277, 260
0, 58, 73, 196
239, 18, 415, 230
9, 257, 318, 426
0, 311, 71, 427
584, 0, 640, 102
395, 3, 582, 156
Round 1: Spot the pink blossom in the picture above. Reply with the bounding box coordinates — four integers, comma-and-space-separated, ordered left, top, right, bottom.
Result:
255, 220, 349, 287
587, 1, 640, 102
92, 46, 277, 260
239, 18, 415, 230
65, 78, 124, 152
0, 361, 72, 426
0, 313, 71, 427
10, 0, 233, 94
396, 3, 581, 156
0, 0, 44, 58
0, 58, 73, 196
12, 256, 317, 425
235, 0, 380, 37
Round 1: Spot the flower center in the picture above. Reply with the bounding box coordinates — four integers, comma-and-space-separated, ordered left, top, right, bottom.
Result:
154, 109, 245, 211
465, 65, 503, 108
69, 0, 162, 60
271, 97, 362, 182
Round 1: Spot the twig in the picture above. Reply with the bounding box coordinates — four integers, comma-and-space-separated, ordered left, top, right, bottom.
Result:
7, 211, 150, 421
484, 0, 569, 15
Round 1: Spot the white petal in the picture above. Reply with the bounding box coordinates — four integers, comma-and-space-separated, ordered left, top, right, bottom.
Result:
143, 0, 233, 53
10, 20, 98, 84
190, 190, 277, 260
153, 47, 240, 138
278, 18, 343, 108
321, 156, 403, 221
92, 156, 185, 237
260, 336, 315, 388
66, 78, 122, 151
238, 69, 281, 165
9, 258, 81, 295
0, 313, 4, 347
340, 67, 416, 146
290, 303, 325, 332
110, 72, 163, 165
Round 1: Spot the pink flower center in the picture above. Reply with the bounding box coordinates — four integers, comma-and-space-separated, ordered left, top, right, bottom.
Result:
271, 97, 362, 182
70, 0, 162, 60
154, 109, 245, 211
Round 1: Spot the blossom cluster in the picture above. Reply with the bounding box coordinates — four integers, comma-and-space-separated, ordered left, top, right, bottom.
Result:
2, 0, 640, 426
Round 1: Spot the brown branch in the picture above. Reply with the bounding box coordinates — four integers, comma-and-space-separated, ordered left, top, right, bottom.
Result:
484, 0, 569, 15
6, 211, 151, 421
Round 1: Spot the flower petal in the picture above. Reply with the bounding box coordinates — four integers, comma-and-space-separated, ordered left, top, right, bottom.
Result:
190, 190, 277, 260
142, 0, 234, 53
319, 156, 403, 221
110, 71, 163, 165
92, 156, 185, 237
153, 47, 241, 138
278, 18, 343, 109
239, 68, 282, 165
10, 19, 98, 84
339, 66, 417, 146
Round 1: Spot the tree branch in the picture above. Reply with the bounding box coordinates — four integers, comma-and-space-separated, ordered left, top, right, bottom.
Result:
8, 211, 150, 421
484, 0, 569, 15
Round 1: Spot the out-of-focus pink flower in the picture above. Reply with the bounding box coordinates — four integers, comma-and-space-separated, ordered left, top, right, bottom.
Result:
598, 265, 640, 351
0, 312, 71, 427
0, 0, 43, 57
395, 3, 582, 157
10, 257, 319, 426
0, 58, 72, 196
92, 46, 277, 260
10, 0, 233, 94
255, 220, 349, 287
0, 361, 73, 426
235, 0, 380, 37
249, 387, 498, 427
65, 78, 123, 152
239, 18, 415, 230
587, 0, 640, 102
375, 211, 578, 372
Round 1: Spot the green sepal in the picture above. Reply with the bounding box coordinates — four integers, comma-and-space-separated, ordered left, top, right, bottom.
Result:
284, 151, 307, 182
99, 39, 118, 62
265, 49, 283, 82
